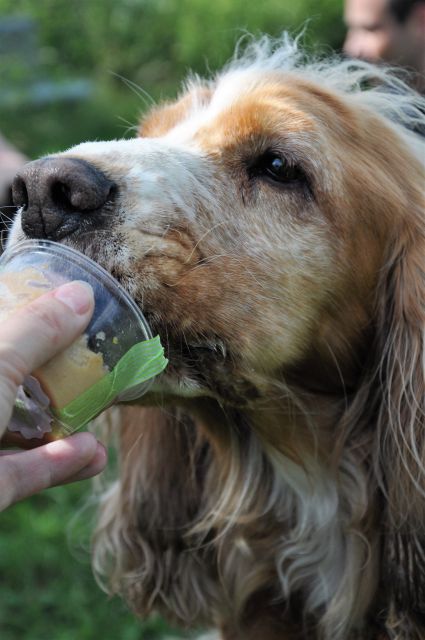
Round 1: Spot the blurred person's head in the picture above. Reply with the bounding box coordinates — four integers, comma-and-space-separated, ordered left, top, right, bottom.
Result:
344, 0, 425, 89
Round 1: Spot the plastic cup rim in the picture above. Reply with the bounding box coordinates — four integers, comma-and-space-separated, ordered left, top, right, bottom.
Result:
0, 238, 152, 341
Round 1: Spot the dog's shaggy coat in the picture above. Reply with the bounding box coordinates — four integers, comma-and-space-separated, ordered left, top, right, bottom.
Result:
10, 35, 425, 640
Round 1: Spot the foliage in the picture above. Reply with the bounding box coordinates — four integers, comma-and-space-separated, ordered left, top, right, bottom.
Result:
0, 481, 188, 640
1, 0, 345, 76
0, 0, 346, 157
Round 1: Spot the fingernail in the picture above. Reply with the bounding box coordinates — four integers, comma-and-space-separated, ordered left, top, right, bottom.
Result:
54, 281, 94, 315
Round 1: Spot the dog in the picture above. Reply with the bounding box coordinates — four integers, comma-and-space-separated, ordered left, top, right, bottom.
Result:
9, 35, 425, 640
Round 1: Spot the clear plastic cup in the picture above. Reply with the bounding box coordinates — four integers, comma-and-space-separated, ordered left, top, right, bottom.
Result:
0, 239, 166, 448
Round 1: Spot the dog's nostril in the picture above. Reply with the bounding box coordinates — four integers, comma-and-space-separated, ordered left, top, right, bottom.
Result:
49, 171, 115, 213
12, 175, 29, 211
51, 180, 74, 211
107, 184, 117, 202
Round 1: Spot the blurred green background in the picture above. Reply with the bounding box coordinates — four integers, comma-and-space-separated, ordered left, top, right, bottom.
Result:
0, 0, 346, 159
0, 1, 345, 639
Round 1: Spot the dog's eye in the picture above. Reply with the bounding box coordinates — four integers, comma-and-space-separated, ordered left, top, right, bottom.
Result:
250, 152, 306, 186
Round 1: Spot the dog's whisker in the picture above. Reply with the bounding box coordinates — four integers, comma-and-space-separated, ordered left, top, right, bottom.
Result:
0, 212, 16, 223
110, 71, 156, 108
184, 222, 227, 264
0, 229, 7, 252
116, 116, 140, 139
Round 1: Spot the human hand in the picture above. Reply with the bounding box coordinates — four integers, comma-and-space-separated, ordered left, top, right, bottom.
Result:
0, 281, 107, 511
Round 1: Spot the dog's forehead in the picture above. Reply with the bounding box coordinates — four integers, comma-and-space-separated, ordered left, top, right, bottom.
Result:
63, 69, 354, 179
142, 70, 322, 145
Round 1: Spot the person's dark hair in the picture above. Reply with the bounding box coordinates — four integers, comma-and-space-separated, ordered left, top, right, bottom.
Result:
389, 0, 424, 22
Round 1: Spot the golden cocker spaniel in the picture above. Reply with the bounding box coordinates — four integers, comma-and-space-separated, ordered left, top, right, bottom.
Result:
10, 35, 425, 640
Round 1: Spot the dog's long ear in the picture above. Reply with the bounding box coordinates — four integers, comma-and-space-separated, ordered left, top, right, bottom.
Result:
374, 213, 425, 618
92, 405, 211, 620
376, 223, 425, 522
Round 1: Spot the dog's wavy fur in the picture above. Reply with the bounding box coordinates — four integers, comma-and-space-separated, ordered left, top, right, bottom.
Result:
12, 34, 425, 640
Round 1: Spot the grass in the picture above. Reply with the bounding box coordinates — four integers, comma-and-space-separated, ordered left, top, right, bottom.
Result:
0, 479, 184, 640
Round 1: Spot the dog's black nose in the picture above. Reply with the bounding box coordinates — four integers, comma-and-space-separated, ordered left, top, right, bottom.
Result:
12, 157, 116, 240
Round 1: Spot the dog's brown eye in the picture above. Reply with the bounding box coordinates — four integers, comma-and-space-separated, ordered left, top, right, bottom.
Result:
250, 152, 306, 186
